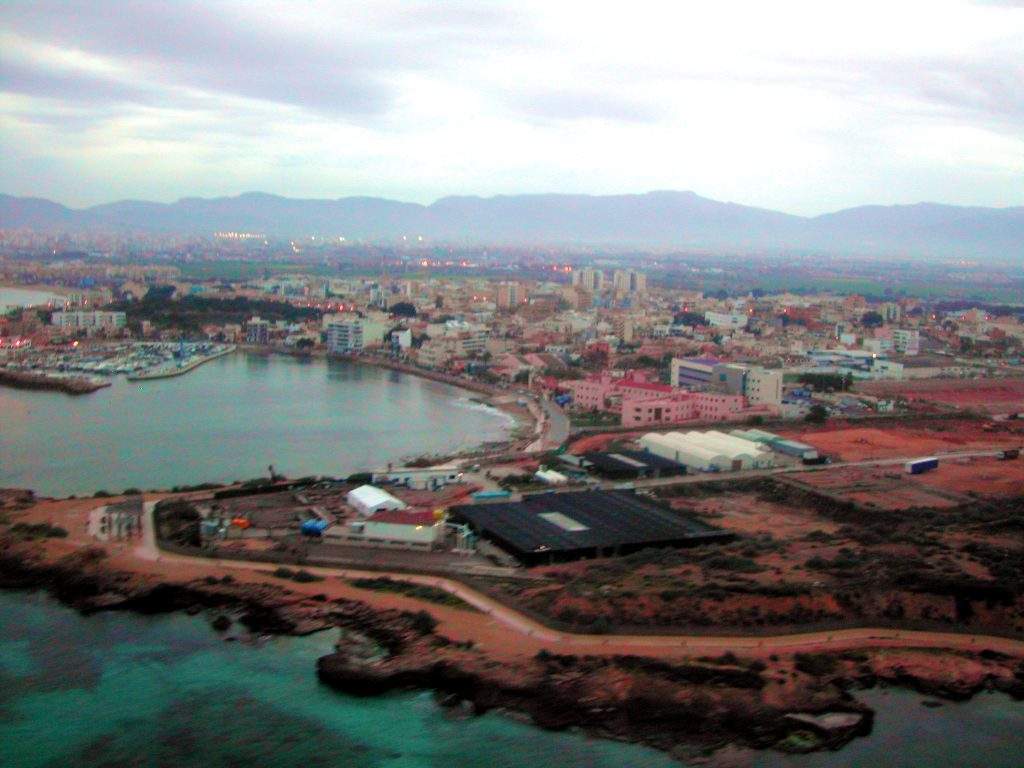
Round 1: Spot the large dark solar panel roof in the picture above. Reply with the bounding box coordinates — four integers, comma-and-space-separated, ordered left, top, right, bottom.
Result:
450, 490, 727, 556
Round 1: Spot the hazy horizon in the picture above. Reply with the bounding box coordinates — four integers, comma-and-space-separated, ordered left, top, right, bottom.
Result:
5, 188, 1024, 216
2, 1, 1022, 215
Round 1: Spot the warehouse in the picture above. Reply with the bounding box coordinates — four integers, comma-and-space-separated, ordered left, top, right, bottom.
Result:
689, 430, 774, 469
582, 450, 686, 480
449, 490, 730, 565
639, 430, 774, 471
730, 429, 818, 460
638, 431, 730, 471
346, 484, 407, 516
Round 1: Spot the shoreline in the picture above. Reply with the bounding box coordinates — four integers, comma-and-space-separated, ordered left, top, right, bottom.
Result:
2, 490, 1022, 760
243, 346, 539, 455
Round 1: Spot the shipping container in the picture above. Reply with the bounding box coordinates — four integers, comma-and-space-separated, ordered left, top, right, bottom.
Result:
801, 454, 830, 465
300, 519, 330, 536
472, 489, 512, 501
905, 457, 939, 474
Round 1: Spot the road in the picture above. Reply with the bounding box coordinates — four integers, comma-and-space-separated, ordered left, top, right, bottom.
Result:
136, 503, 1024, 659
531, 447, 1008, 495
540, 398, 570, 448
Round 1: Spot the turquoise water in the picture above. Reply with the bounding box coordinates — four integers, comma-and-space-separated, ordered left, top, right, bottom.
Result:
1, 592, 1022, 767
0, 353, 513, 497
0, 591, 679, 768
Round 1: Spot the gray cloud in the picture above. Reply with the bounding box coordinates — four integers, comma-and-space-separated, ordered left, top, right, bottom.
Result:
0, 0, 531, 117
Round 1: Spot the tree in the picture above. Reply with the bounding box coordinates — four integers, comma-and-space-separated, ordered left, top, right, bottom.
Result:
860, 310, 884, 328
673, 310, 705, 326
805, 404, 829, 424
296, 337, 315, 350
390, 301, 417, 318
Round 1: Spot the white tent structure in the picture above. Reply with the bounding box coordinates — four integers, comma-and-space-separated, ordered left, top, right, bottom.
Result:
687, 430, 774, 469
640, 429, 775, 471
639, 432, 730, 471
346, 484, 407, 517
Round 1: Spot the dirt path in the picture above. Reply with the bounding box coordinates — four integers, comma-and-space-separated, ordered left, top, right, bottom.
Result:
130, 505, 1024, 660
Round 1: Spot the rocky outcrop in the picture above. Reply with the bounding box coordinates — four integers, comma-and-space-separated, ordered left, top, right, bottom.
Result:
316, 645, 872, 754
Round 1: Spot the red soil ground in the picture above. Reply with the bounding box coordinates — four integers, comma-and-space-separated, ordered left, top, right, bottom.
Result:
779, 420, 1024, 462
858, 378, 1024, 413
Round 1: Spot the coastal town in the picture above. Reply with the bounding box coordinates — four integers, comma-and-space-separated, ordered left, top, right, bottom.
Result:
3, 242, 1023, 758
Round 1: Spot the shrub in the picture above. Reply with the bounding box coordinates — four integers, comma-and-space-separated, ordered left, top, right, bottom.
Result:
794, 653, 839, 676
273, 567, 295, 579
292, 569, 324, 583
409, 610, 438, 635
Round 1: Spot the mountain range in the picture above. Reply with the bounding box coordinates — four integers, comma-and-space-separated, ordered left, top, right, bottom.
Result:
2, 190, 1021, 259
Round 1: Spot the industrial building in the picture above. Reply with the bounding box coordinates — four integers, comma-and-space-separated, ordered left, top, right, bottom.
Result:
345, 509, 442, 548
729, 429, 819, 461
582, 450, 686, 480
372, 466, 464, 491
638, 430, 774, 471
449, 490, 730, 565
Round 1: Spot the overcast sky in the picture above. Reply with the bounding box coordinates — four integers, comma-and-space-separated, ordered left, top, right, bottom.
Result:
1, 0, 1022, 213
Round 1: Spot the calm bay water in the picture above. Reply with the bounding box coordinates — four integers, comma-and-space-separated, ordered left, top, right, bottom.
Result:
0, 353, 514, 497
0, 287, 65, 312
1, 591, 1021, 768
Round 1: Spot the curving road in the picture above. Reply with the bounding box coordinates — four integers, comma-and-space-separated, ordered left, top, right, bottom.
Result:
137, 504, 1024, 658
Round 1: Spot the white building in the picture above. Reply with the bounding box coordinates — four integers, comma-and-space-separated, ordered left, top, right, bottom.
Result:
612, 269, 647, 294
51, 310, 126, 330
572, 267, 604, 292
744, 367, 783, 406
704, 311, 748, 330
346, 484, 407, 516
372, 466, 463, 490
348, 509, 441, 547
639, 430, 772, 471
326, 318, 364, 353
892, 329, 920, 356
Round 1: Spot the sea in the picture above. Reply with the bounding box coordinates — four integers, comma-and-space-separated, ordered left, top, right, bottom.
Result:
0, 591, 1021, 768
0, 287, 66, 313
0, 352, 515, 497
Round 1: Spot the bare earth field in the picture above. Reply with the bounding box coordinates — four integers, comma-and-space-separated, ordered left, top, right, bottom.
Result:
857, 378, 1024, 414
779, 418, 1024, 461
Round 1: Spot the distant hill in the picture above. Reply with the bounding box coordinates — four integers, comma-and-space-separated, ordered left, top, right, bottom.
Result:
2, 190, 1021, 259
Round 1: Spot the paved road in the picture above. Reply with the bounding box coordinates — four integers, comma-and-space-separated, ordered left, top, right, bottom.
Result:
136, 504, 1024, 658
539, 398, 570, 449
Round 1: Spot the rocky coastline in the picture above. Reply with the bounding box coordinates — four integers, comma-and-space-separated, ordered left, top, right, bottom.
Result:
2, 529, 1021, 761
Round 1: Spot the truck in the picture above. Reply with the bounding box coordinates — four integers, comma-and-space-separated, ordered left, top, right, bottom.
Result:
905, 457, 939, 475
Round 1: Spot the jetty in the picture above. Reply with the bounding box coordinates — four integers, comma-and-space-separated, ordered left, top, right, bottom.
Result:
127, 345, 236, 381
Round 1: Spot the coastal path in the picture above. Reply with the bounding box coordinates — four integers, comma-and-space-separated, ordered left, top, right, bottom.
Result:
134, 503, 1024, 661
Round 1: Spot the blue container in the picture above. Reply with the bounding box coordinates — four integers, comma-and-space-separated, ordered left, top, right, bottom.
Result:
300, 519, 330, 536
905, 457, 939, 474
471, 490, 512, 501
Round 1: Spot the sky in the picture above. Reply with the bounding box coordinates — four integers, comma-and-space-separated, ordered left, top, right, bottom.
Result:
1, 0, 1022, 214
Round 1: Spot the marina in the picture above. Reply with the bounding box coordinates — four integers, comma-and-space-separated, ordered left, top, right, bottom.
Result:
1, 340, 235, 378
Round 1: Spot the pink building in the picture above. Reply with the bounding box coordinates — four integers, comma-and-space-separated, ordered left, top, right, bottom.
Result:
561, 370, 663, 411
620, 391, 749, 427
